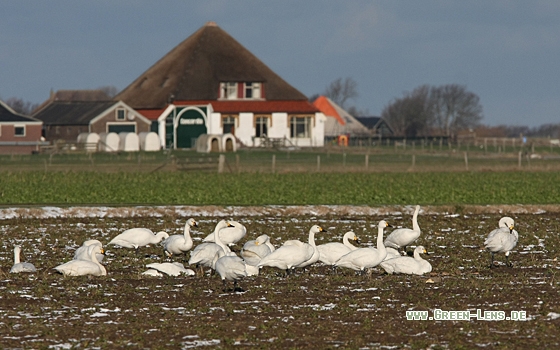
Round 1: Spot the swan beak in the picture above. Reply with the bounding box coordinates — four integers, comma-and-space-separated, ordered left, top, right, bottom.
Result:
193, 221, 199, 228
100, 248, 105, 255
423, 249, 429, 255
509, 224, 514, 233
255, 241, 260, 245
386, 223, 393, 228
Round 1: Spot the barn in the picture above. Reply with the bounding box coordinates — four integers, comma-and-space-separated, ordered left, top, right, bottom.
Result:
117, 21, 324, 150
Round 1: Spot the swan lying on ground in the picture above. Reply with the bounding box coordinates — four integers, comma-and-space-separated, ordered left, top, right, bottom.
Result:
74, 239, 104, 263
484, 216, 518, 268
10, 246, 37, 273
163, 218, 197, 259
108, 228, 169, 253
145, 262, 195, 276
215, 252, 248, 291
203, 220, 247, 246
241, 234, 275, 266
189, 220, 232, 272
380, 246, 432, 275
335, 220, 391, 273
384, 205, 421, 253
318, 231, 360, 266
258, 225, 325, 275
384, 247, 402, 260
54, 245, 106, 276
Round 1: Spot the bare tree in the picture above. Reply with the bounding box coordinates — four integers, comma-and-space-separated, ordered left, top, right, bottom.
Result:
430, 84, 483, 137
97, 85, 119, 98
323, 78, 358, 110
4, 97, 39, 115
381, 85, 433, 137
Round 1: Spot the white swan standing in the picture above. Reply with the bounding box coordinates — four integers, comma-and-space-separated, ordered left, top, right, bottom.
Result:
54, 245, 106, 276
108, 228, 169, 253
317, 231, 360, 266
163, 218, 197, 259
144, 262, 195, 276
240, 234, 275, 266
215, 252, 248, 292
10, 246, 37, 273
258, 225, 325, 275
334, 220, 391, 273
74, 239, 104, 263
384, 205, 421, 254
380, 246, 432, 275
202, 220, 247, 246
484, 216, 518, 268
188, 220, 232, 272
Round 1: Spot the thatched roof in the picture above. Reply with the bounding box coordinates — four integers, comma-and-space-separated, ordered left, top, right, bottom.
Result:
115, 22, 308, 109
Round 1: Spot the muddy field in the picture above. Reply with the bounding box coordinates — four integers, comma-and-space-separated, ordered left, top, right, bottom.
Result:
1, 206, 559, 349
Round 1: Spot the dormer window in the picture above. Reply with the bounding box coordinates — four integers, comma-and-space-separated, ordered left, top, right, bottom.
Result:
220, 82, 263, 100
116, 108, 126, 120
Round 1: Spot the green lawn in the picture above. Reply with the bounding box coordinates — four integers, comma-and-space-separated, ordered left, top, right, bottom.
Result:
1, 171, 558, 206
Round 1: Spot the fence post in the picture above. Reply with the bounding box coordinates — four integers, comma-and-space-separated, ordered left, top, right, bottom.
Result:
412, 154, 416, 167
365, 154, 369, 169
218, 154, 225, 173
518, 151, 522, 168
236, 154, 240, 173
343, 153, 346, 167
464, 152, 469, 171
317, 155, 321, 172
272, 154, 276, 174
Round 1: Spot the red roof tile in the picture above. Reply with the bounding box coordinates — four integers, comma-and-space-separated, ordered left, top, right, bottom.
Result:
313, 96, 344, 125
175, 100, 319, 114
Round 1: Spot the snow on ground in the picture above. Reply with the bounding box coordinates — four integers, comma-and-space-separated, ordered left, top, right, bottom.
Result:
1, 204, 559, 220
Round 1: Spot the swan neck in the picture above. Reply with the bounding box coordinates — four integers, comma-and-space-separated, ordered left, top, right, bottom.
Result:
14, 249, 21, 264
308, 230, 316, 247
412, 207, 420, 232
184, 224, 192, 240
377, 226, 386, 252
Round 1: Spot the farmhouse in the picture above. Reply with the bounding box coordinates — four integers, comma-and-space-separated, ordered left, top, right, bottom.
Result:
0, 99, 46, 154
116, 21, 324, 150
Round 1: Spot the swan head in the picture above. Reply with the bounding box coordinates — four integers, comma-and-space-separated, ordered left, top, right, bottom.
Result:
378, 220, 392, 228
156, 231, 170, 239
416, 246, 428, 255
14, 245, 22, 254
310, 225, 326, 234
187, 218, 198, 228
498, 217, 515, 230
255, 235, 270, 245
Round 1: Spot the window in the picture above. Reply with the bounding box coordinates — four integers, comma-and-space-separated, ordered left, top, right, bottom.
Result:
290, 116, 312, 138
14, 125, 25, 137
220, 82, 262, 100
255, 116, 269, 137
222, 115, 236, 134
221, 82, 238, 100
245, 82, 261, 99
116, 108, 126, 120
108, 123, 136, 133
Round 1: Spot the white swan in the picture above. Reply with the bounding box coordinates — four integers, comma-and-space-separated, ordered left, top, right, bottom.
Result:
380, 246, 432, 275
215, 252, 248, 291
334, 220, 391, 272
10, 246, 37, 273
203, 220, 247, 246
384, 205, 421, 253
188, 220, 232, 271
54, 245, 106, 276
163, 218, 197, 259
317, 231, 360, 266
240, 234, 274, 266
145, 262, 195, 276
484, 216, 518, 268
258, 225, 325, 275
142, 269, 163, 277
108, 228, 169, 252
74, 239, 104, 263
384, 247, 402, 261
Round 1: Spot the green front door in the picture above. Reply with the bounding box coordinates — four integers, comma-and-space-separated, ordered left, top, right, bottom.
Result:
165, 106, 208, 149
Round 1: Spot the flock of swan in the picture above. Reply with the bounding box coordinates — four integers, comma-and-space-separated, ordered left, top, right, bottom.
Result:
8, 205, 519, 291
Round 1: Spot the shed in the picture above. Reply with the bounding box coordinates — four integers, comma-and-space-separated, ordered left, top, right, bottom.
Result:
119, 132, 140, 152
138, 132, 161, 152
98, 132, 120, 152
221, 133, 237, 152
196, 134, 222, 153
77, 132, 100, 152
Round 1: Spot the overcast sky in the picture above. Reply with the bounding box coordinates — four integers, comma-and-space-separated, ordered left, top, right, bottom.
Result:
1, 1, 559, 127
